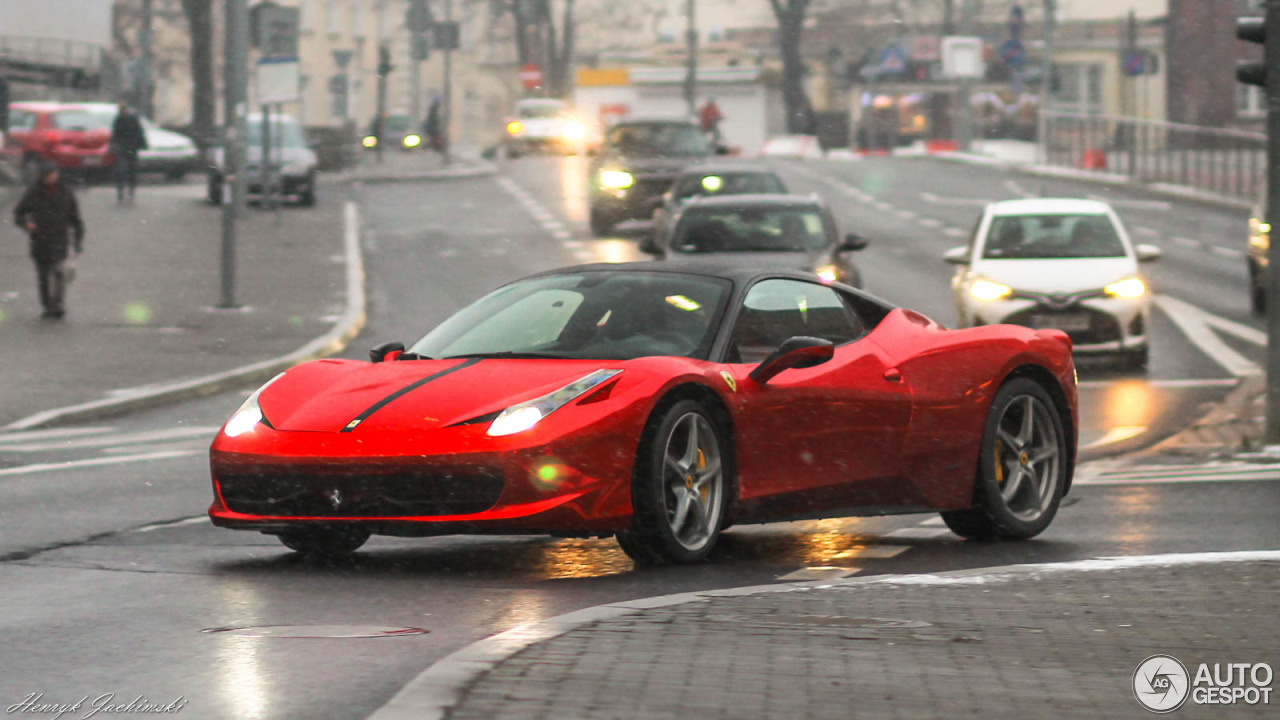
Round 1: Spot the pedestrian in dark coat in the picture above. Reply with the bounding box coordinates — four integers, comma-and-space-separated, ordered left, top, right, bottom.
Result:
111, 101, 148, 202
13, 163, 84, 318
423, 97, 443, 152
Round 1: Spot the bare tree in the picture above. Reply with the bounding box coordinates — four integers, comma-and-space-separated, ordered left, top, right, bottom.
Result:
769, 0, 815, 133
181, 0, 215, 158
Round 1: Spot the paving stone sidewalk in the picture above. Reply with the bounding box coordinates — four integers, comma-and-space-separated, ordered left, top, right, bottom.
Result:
434, 558, 1278, 720
0, 179, 352, 429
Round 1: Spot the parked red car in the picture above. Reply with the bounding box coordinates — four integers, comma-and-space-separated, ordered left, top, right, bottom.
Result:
2, 101, 117, 181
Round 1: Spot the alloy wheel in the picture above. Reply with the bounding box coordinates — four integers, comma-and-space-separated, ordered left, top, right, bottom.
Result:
992, 395, 1061, 522
660, 412, 724, 552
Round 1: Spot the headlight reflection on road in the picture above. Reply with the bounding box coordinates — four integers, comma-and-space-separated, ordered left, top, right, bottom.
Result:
211, 586, 269, 719
531, 539, 633, 580
1090, 379, 1153, 447
560, 156, 588, 223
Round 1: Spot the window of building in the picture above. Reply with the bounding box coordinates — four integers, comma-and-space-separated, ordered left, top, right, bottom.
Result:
1053, 63, 1104, 114
327, 0, 341, 36
1238, 84, 1265, 118
352, 0, 366, 37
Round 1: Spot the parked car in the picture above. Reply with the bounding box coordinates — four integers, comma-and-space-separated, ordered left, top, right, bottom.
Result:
503, 98, 587, 157
651, 194, 867, 288
588, 119, 713, 236
945, 198, 1162, 369
646, 164, 788, 254
1, 101, 199, 182
208, 114, 318, 207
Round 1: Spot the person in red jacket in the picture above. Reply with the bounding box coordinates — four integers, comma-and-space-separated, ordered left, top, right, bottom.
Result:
699, 98, 724, 146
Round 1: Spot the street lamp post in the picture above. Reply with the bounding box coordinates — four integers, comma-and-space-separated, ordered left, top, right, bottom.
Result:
683, 0, 697, 118
219, 0, 249, 309
1037, 0, 1056, 163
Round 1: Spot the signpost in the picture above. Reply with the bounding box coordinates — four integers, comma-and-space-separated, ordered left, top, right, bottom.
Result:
519, 63, 543, 90
942, 34, 983, 152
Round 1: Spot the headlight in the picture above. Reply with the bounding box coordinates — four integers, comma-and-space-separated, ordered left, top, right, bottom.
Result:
816, 265, 839, 283
507, 121, 523, 135
701, 175, 724, 192
970, 279, 1013, 301
599, 170, 634, 189
561, 121, 586, 141
223, 373, 286, 438
402, 134, 422, 148
487, 369, 622, 437
362, 135, 377, 148
1104, 277, 1146, 298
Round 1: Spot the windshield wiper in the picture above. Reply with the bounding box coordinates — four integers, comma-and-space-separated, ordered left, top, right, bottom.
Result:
441, 351, 567, 360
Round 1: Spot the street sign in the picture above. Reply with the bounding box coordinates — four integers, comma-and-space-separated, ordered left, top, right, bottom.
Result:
878, 45, 908, 74
257, 56, 299, 103
519, 63, 542, 89
1000, 38, 1026, 68
941, 36, 985, 79
250, 1, 300, 58
1123, 50, 1146, 77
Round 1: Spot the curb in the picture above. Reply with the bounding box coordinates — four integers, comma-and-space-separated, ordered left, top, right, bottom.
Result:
928, 152, 1254, 213
364, 550, 1280, 720
1, 200, 367, 432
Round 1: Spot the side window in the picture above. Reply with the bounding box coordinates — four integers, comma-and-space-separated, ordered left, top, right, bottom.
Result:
730, 279, 862, 364
7, 110, 36, 132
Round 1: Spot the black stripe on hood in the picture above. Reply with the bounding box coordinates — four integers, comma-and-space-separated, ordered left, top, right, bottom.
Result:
340, 358, 482, 432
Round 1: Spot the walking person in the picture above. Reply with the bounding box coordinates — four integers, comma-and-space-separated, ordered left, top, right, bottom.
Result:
698, 97, 724, 147
423, 97, 443, 153
13, 163, 85, 319
110, 101, 148, 202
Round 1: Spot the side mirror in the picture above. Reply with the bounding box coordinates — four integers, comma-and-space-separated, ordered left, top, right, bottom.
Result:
749, 336, 835, 384
370, 341, 405, 363
839, 233, 868, 252
1135, 243, 1163, 263
943, 246, 971, 265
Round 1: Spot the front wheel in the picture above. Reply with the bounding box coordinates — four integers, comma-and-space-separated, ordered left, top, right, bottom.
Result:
277, 527, 370, 556
617, 399, 730, 564
941, 378, 1067, 541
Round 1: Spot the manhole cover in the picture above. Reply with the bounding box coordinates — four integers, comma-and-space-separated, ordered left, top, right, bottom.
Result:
706, 614, 932, 630
200, 625, 428, 638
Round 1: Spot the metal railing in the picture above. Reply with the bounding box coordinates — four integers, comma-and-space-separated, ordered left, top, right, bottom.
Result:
0, 36, 103, 69
1041, 110, 1266, 203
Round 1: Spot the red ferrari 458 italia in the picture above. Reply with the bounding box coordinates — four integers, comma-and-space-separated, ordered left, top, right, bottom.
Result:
209, 263, 1078, 563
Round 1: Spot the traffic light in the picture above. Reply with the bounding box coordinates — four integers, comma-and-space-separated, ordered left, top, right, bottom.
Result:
1239, 16, 1266, 87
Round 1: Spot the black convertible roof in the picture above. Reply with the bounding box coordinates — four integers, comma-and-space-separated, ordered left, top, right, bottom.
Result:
682, 193, 824, 210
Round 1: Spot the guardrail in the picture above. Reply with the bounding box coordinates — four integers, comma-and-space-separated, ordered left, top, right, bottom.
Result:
1042, 111, 1265, 203
0, 36, 102, 69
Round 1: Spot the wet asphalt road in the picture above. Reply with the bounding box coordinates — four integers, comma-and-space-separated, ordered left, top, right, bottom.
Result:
1, 157, 1277, 719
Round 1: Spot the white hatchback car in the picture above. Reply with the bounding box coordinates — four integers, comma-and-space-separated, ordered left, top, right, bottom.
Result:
945, 198, 1162, 368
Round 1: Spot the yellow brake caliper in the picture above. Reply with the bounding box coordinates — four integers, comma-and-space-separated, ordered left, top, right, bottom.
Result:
687, 448, 709, 503
994, 437, 1006, 486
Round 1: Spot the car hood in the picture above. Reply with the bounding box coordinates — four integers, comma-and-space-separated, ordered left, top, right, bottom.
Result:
604, 156, 702, 175
258, 357, 620, 433
972, 257, 1138, 293
145, 127, 195, 151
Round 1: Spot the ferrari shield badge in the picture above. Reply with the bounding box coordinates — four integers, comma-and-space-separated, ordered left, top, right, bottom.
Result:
720, 371, 737, 392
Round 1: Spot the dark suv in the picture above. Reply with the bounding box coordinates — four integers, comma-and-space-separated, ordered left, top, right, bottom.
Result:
588, 119, 711, 236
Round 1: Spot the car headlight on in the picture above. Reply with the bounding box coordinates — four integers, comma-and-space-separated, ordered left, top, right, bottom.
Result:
970, 279, 1013, 301
598, 170, 634, 189
1104, 277, 1146, 299
223, 373, 286, 438
507, 121, 524, 135
402, 133, 422, 148
816, 265, 839, 283
561, 121, 586, 141
362, 135, 377, 148
487, 369, 622, 437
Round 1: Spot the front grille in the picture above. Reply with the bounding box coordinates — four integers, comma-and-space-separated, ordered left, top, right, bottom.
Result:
1005, 305, 1122, 345
219, 468, 504, 517
633, 176, 675, 200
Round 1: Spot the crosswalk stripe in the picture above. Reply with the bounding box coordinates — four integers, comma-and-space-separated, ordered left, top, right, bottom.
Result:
0, 427, 116, 444
0, 426, 218, 453
0, 450, 204, 478
777, 566, 862, 582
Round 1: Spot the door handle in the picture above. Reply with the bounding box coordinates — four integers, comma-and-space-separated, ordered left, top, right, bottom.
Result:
883, 367, 903, 383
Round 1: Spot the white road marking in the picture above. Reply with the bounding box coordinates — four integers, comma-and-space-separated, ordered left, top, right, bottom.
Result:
885, 527, 954, 540
0, 427, 115, 445
1003, 179, 1037, 199
919, 191, 992, 206
1076, 464, 1280, 486
1088, 193, 1173, 210
1211, 246, 1244, 258
1133, 226, 1160, 238
895, 209, 917, 219
1077, 378, 1239, 389
919, 517, 947, 527
0, 450, 203, 478
134, 516, 209, 533
776, 566, 862, 582
0, 426, 218, 453
943, 227, 968, 238
918, 218, 943, 229
1155, 295, 1261, 377
1172, 236, 1201, 247
874, 201, 894, 211
561, 240, 584, 248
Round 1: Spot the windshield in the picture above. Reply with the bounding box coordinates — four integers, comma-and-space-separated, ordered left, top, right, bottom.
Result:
409, 272, 730, 360
673, 172, 787, 200
246, 119, 308, 148
51, 108, 114, 131
518, 104, 565, 119
605, 123, 709, 157
673, 207, 829, 254
983, 214, 1127, 259
381, 115, 414, 133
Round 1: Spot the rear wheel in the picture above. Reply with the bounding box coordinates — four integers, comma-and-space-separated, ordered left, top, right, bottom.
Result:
277, 527, 370, 556
617, 399, 729, 564
941, 378, 1067, 541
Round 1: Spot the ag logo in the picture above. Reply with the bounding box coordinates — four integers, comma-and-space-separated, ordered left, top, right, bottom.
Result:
1134, 654, 1190, 713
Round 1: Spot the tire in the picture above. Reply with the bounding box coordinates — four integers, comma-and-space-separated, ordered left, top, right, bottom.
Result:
278, 527, 370, 556
940, 377, 1068, 541
589, 206, 615, 237
297, 173, 318, 207
617, 399, 730, 564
